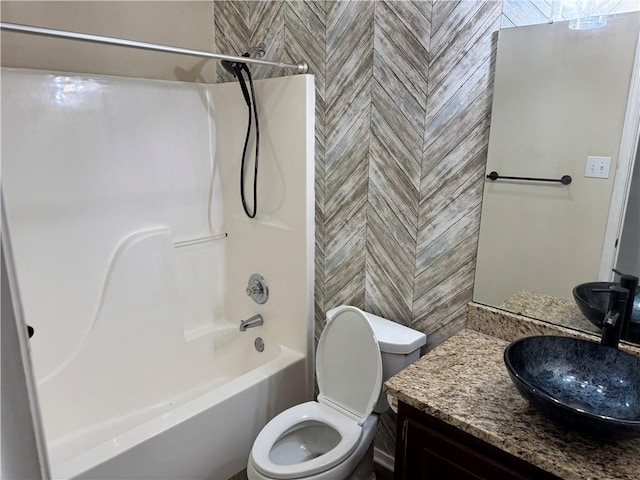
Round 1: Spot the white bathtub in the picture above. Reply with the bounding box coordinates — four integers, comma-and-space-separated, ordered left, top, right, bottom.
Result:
48, 330, 309, 479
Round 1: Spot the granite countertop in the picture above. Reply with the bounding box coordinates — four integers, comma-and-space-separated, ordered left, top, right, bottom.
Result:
500, 290, 600, 334
385, 328, 640, 480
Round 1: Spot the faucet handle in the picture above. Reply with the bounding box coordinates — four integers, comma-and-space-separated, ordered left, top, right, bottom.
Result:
613, 268, 639, 282
246, 274, 269, 304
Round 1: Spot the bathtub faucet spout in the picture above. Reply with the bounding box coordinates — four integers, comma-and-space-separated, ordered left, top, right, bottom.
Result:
239, 314, 264, 332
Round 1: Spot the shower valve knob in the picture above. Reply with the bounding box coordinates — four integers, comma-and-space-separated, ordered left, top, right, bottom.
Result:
246, 274, 269, 304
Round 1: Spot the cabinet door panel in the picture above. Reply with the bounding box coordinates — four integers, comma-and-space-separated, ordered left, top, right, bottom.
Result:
395, 403, 559, 480
403, 418, 528, 479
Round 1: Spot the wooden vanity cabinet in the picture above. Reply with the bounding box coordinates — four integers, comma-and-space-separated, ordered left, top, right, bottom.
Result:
394, 401, 560, 480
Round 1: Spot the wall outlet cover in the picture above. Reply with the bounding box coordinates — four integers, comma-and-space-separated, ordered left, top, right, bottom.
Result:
585, 156, 612, 179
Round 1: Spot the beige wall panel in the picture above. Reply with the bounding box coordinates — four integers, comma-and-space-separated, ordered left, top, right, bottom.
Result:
475, 13, 639, 306
1, 1, 215, 82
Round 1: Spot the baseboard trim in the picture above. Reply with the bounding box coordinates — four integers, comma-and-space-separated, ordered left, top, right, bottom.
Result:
373, 447, 395, 473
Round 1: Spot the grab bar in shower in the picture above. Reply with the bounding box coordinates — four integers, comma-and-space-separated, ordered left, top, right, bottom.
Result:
486, 171, 572, 185
173, 233, 228, 248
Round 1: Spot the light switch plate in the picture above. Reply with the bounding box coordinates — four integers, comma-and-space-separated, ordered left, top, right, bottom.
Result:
585, 156, 611, 178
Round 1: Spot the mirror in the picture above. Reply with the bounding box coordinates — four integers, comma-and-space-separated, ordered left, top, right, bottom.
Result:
474, 11, 640, 341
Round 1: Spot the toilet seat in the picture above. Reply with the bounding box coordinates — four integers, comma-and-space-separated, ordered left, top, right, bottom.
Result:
315, 306, 383, 425
249, 402, 362, 479
249, 306, 383, 479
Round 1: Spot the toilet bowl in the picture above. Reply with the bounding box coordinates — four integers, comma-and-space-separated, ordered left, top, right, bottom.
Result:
247, 405, 379, 480
247, 306, 426, 480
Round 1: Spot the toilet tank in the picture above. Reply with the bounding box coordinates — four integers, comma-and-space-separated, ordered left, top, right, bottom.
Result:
326, 307, 427, 413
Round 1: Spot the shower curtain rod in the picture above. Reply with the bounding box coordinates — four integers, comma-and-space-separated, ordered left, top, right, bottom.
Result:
1, 22, 309, 74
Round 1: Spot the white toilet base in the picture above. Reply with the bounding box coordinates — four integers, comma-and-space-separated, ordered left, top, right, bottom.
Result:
347, 441, 375, 480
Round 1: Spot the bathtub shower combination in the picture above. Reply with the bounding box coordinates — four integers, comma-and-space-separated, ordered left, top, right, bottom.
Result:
1, 66, 315, 478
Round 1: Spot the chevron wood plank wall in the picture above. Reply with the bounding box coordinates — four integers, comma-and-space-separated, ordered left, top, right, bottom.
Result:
215, 0, 558, 459
214, 1, 250, 84
365, 0, 431, 326
413, 0, 501, 348
324, 1, 374, 316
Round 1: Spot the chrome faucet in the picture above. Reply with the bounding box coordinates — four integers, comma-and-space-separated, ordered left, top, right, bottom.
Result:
239, 314, 264, 332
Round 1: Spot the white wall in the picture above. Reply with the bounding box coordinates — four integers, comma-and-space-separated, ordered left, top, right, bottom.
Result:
1, 1, 215, 83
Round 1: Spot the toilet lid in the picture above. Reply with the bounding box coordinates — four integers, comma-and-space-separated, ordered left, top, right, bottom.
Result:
316, 306, 383, 425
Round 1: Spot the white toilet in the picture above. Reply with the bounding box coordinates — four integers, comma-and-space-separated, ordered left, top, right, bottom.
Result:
247, 305, 426, 480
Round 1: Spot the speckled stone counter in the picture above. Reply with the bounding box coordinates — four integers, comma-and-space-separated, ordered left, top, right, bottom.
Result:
385, 328, 640, 480
466, 302, 640, 356
500, 290, 600, 334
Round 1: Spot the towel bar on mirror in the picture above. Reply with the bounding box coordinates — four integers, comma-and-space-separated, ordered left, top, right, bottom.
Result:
486, 171, 572, 185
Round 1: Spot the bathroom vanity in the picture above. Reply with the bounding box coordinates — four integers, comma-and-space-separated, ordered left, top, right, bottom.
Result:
385, 304, 640, 480
395, 399, 556, 479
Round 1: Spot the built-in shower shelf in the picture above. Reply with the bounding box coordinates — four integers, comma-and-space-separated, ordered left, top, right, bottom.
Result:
173, 233, 228, 248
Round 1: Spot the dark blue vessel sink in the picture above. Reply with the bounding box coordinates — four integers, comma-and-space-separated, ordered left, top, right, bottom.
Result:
504, 335, 640, 437
573, 282, 640, 344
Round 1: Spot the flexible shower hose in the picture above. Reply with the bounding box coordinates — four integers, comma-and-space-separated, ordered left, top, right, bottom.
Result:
231, 60, 259, 218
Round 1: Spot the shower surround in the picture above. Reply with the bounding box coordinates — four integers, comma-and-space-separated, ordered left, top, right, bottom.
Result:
2, 69, 315, 478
